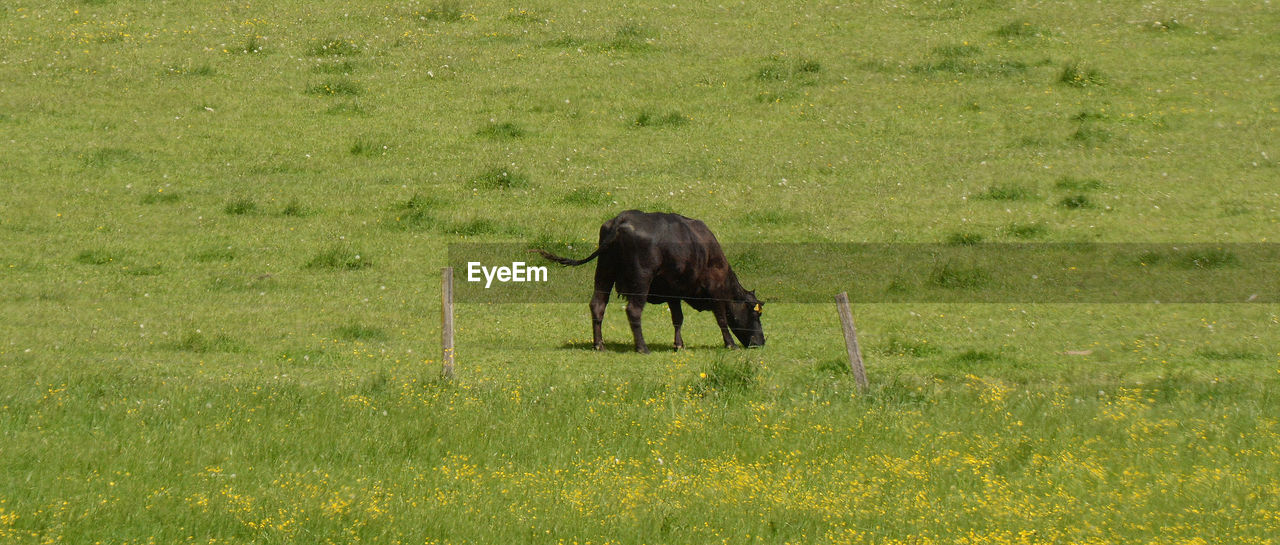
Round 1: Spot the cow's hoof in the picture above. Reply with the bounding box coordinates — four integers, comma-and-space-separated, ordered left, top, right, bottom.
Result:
726, 344, 739, 350
593, 343, 605, 351
673, 344, 684, 352
636, 346, 651, 354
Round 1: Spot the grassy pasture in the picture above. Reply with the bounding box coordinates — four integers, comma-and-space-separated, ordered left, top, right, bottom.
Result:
2, 0, 1279, 543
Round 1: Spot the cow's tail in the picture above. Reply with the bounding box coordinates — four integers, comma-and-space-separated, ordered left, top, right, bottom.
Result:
530, 219, 620, 266
530, 247, 602, 266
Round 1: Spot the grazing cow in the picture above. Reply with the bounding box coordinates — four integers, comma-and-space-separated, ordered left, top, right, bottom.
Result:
533, 210, 765, 353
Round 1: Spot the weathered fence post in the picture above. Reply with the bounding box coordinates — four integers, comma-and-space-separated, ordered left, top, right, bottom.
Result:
834, 292, 868, 392
441, 267, 455, 379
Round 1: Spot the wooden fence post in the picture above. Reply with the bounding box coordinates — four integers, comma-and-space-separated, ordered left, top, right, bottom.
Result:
441, 267, 455, 379
834, 292, 868, 392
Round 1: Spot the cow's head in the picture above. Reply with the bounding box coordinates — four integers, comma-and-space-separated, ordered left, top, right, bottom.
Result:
727, 290, 765, 348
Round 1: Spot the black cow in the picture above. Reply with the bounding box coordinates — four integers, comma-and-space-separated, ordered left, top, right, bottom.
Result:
534, 210, 764, 353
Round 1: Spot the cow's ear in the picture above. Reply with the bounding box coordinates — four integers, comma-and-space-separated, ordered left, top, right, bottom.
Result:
754, 303, 763, 313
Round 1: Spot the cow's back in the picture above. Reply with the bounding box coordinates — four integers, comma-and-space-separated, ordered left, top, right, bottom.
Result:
600, 210, 730, 303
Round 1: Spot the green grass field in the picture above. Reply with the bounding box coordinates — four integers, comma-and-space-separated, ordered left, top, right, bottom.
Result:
2, 0, 1279, 543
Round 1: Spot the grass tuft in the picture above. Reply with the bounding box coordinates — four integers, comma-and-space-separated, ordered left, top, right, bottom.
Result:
1055, 176, 1105, 191
306, 245, 372, 270
814, 358, 850, 375
691, 354, 760, 396
307, 38, 360, 57
83, 147, 141, 168
930, 262, 989, 289
193, 246, 235, 262
469, 166, 530, 190
74, 249, 118, 265
335, 324, 387, 342
227, 35, 266, 55
349, 138, 390, 157
1005, 222, 1049, 239
445, 218, 504, 236
140, 190, 180, 204
796, 59, 823, 73
608, 22, 655, 51
175, 331, 243, 353
1219, 199, 1252, 217
952, 349, 1004, 363
753, 55, 823, 83
403, 193, 446, 211
1193, 346, 1261, 360
727, 248, 764, 272
877, 337, 941, 357
979, 60, 1030, 77
632, 110, 687, 128
280, 199, 313, 217
1146, 18, 1186, 32
476, 121, 525, 139
914, 57, 1028, 78
1071, 110, 1108, 122
754, 90, 798, 103
975, 183, 1034, 201
1058, 194, 1094, 209
391, 193, 446, 230
544, 35, 586, 49
395, 209, 437, 231
224, 198, 257, 215
1070, 124, 1113, 145
125, 263, 164, 277
504, 9, 546, 24
993, 20, 1044, 38
1059, 61, 1106, 87
162, 62, 214, 76
528, 233, 572, 255
561, 187, 612, 206
934, 44, 982, 58
415, 1, 466, 22
747, 210, 796, 225
1180, 248, 1240, 269
755, 64, 788, 81
912, 42, 1030, 78
946, 232, 985, 246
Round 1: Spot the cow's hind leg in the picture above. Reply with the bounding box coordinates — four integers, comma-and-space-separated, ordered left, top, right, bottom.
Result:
616, 271, 653, 354
590, 265, 614, 351
626, 297, 649, 354
670, 300, 685, 351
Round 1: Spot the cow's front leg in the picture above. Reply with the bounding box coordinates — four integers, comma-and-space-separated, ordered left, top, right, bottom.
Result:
670, 301, 685, 351
713, 306, 739, 349
626, 298, 649, 354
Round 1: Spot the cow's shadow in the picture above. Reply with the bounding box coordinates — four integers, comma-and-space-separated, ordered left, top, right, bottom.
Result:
557, 340, 723, 354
